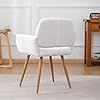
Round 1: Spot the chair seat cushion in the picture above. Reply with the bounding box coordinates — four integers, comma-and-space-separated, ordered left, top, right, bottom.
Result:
39, 47, 72, 56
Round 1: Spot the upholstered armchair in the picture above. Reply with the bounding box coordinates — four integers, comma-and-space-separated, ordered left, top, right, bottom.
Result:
16, 18, 75, 94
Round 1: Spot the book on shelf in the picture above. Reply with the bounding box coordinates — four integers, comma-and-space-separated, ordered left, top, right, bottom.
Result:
94, 52, 100, 54
92, 52, 100, 60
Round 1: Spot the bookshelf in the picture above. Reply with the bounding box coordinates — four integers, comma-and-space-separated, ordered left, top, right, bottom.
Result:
83, 19, 100, 67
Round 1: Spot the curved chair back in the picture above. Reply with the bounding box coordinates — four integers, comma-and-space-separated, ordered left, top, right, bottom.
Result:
36, 18, 75, 47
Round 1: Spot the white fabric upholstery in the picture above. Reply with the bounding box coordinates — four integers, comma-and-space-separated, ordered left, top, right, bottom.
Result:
39, 47, 72, 57
16, 34, 72, 56
36, 18, 75, 47
16, 34, 39, 56
16, 18, 75, 57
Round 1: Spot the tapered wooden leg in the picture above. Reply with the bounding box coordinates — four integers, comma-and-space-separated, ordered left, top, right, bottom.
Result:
19, 55, 30, 86
61, 55, 71, 89
36, 57, 43, 94
49, 56, 54, 82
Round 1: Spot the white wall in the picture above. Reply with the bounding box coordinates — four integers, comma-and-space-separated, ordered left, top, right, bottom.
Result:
0, 0, 100, 59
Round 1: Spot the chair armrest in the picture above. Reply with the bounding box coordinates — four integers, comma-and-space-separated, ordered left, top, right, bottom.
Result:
16, 34, 39, 56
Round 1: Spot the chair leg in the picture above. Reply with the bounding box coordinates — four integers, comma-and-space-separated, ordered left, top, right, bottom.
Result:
19, 55, 30, 86
36, 57, 43, 94
61, 55, 71, 89
49, 56, 54, 82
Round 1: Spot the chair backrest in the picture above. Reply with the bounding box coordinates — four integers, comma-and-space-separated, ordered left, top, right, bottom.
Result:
36, 18, 75, 47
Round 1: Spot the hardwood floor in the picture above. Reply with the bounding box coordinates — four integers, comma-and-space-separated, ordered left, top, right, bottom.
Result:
0, 63, 100, 75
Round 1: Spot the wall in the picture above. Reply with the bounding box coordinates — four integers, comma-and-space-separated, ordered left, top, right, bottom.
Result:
0, 0, 100, 59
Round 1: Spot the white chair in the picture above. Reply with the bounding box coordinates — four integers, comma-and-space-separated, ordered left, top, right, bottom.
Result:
16, 18, 75, 94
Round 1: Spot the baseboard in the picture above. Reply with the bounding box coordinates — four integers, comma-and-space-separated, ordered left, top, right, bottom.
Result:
2, 59, 84, 64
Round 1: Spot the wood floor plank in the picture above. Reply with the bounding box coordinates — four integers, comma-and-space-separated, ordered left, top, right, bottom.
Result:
0, 63, 100, 75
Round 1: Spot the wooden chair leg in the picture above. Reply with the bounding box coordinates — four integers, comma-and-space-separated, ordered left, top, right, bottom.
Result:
19, 55, 30, 86
61, 55, 71, 89
49, 56, 54, 82
36, 57, 43, 94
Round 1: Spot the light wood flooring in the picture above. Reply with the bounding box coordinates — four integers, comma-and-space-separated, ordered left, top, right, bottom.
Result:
0, 63, 100, 75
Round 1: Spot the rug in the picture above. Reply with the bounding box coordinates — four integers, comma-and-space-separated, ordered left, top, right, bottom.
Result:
0, 75, 100, 100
